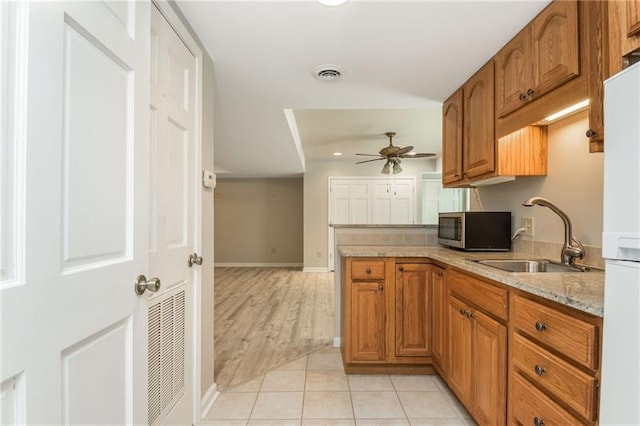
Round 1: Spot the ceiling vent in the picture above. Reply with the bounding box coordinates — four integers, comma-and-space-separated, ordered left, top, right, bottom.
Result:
313, 65, 345, 82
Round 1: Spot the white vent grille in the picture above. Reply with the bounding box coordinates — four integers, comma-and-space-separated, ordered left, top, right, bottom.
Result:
313, 64, 345, 82
147, 290, 186, 425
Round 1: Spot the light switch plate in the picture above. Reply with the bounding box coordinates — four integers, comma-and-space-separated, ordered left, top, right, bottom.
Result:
202, 170, 216, 189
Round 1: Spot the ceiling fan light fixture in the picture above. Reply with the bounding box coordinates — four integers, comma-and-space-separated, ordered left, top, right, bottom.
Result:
393, 161, 403, 174
316, 0, 349, 6
381, 161, 391, 174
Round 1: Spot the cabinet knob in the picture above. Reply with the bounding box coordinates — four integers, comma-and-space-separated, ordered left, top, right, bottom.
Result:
519, 92, 527, 101
437, 271, 443, 277
365, 268, 371, 274
398, 266, 404, 272
586, 128, 596, 138
535, 322, 547, 332
460, 308, 466, 316
534, 365, 547, 376
378, 285, 384, 291
533, 417, 545, 426
527, 88, 535, 97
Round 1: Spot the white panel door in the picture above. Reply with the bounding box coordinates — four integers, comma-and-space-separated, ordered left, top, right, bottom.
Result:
331, 182, 351, 225
1, 1, 149, 424
349, 181, 370, 224
149, 4, 196, 425
329, 180, 371, 225
393, 179, 415, 224
372, 182, 392, 224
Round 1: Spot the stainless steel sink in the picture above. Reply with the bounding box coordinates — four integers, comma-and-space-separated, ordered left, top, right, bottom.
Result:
474, 259, 592, 273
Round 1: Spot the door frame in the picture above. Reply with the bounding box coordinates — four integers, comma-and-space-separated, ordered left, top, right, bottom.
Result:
150, 1, 205, 421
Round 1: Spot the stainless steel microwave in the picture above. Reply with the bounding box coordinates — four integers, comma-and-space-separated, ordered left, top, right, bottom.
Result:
438, 212, 511, 251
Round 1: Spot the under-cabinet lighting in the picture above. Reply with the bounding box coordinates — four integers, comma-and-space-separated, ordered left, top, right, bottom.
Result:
333, 152, 342, 156
543, 99, 589, 123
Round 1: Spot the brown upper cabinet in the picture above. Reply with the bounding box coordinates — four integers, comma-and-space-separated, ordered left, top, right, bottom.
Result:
442, 61, 497, 187
442, 89, 463, 186
627, 1, 640, 37
609, 1, 640, 75
463, 61, 495, 180
495, 1, 579, 119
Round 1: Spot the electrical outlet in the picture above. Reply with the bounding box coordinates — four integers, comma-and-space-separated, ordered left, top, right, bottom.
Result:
316, 251, 322, 258
521, 217, 534, 237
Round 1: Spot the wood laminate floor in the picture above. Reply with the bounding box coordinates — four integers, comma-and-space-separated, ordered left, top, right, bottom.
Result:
214, 267, 334, 390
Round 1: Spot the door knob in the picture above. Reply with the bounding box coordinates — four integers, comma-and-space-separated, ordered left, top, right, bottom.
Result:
135, 275, 161, 295
188, 252, 203, 267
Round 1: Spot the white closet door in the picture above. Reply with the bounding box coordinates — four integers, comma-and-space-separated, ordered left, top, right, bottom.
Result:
372, 181, 393, 224
148, 4, 197, 425
392, 179, 415, 224
330, 179, 371, 225
1, 2, 149, 424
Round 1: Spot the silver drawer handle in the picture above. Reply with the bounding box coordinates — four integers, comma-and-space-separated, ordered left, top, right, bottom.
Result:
535, 322, 547, 332
534, 416, 545, 426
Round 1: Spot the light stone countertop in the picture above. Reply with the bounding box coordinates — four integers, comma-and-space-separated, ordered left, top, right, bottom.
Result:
338, 245, 605, 317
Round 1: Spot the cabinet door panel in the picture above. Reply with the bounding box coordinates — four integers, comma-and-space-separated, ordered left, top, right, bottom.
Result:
472, 310, 507, 426
463, 61, 495, 179
442, 89, 463, 185
431, 267, 447, 369
447, 296, 473, 405
495, 29, 531, 118
531, 0, 579, 98
351, 281, 386, 361
627, 0, 640, 37
395, 264, 430, 357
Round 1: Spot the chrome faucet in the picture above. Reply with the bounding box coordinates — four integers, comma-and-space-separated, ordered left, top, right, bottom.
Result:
522, 197, 585, 266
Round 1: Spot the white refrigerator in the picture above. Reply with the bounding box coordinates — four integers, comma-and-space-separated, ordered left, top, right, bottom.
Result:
600, 61, 640, 424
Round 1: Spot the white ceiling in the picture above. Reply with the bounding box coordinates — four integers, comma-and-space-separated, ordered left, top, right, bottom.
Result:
177, 0, 551, 178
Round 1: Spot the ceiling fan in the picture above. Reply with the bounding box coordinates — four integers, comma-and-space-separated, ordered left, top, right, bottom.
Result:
356, 132, 436, 174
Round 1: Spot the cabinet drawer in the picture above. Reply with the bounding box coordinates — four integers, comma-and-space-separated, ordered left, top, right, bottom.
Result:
512, 295, 598, 369
512, 333, 598, 421
351, 260, 385, 280
447, 270, 508, 320
511, 373, 583, 426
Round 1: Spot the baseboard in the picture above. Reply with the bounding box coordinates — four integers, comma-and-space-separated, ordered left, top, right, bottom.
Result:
333, 337, 341, 347
302, 267, 330, 273
200, 383, 219, 419
214, 262, 303, 268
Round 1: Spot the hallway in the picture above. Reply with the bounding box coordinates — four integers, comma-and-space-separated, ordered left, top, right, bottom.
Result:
214, 268, 334, 390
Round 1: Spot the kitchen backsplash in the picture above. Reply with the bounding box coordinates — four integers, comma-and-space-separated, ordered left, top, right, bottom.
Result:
513, 237, 605, 269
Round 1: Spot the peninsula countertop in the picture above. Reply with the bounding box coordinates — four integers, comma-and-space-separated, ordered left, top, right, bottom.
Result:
337, 245, 605, 317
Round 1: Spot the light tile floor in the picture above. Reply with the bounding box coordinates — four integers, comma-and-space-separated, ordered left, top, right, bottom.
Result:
203, 347, 477, 426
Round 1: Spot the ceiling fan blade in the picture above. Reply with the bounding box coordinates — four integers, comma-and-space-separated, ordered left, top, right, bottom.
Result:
399, 153, 436, 158
396, 146, 414, 156
356, 157, 386, 164
355, 153, 382, 157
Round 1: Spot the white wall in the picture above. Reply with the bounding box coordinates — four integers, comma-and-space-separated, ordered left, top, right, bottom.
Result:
303, 158, 438, 269
473, 110, 604, 247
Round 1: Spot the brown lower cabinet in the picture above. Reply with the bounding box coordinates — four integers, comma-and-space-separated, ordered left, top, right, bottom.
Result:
341, 257, 435, 373
447, 272, 508, 426
340, 257, 602, 425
